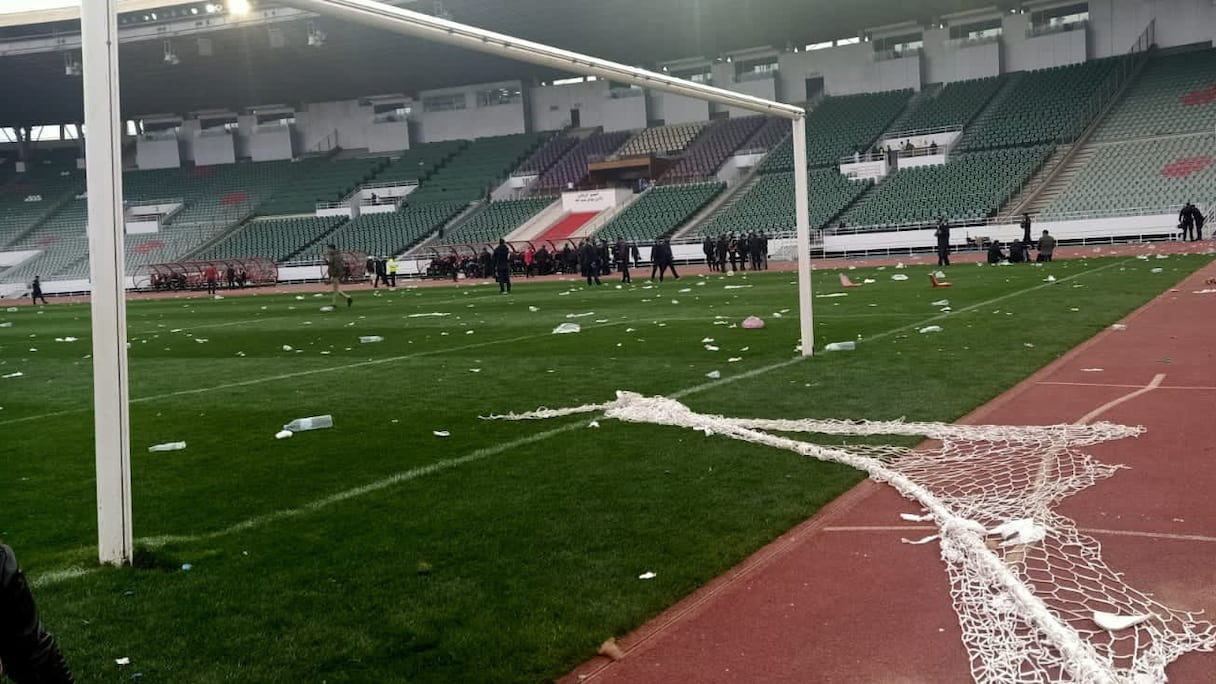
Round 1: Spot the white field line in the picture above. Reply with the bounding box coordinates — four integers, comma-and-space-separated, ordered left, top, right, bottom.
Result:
24, 260, 1128, 586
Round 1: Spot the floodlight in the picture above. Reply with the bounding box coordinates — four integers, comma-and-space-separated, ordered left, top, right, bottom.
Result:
229, 0, 252, 16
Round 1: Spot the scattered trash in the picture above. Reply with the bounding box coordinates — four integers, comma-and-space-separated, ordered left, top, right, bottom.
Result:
469, 368, 482, 373
281, 345, 293, 352
704, 344, 720, 352
528, 306, 539, 312
320, 306, 334, 312
817, 293, 848, 299
587, 420, 600, 429
723, 285, 752, 290
638, 571, 657, 580
295, 295, 305, 300
862, 279, 877, 284
598, 639, 625, 661
824, 341, 856, 352
360, 336, 384, 344
1194, 289, 1216, 295
1045, 275, 1057, 282
5, 307, 18, 313
552, 323, 581, 334
180, 564, 193, 571
194, 338, 208, 344
728, 357, 743, 363
274, 430, 294, 440
918, 326, 943, 334
566, 312, 596, 319
1024, 343, 1036, 348
989, 518, 1049, 547
115, 658, 131, 666
282, 415, 333, 432
742, 316, 765, 329
891, 274, 909, 281
895, 263, 906, 269
54, 337, 79, 342
1111, 324, 1128, 331
1150, 268, 1164, 274
705, 370, 721, 379
0, 322, 12, 328
931, 299, 950, 307
147, 442, 187, 453
701, 337, 715, 343
1080, 368, 1104, 373
408, 312, 451, 318
1093, 611, 1150, 631
433, 430, 450, 438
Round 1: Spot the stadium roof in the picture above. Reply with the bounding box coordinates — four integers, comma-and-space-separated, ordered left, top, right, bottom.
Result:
0, 0, 1001, 126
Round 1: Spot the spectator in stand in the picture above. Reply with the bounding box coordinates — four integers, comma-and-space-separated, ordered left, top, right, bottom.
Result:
929, 141, 938, 155
493, 239, 512, 294
0, 544, 74, 684
323, 244, 353, 307
523, 246, 535, 278
30, 276, 48, 306
386, 256, 399, 288
615, 237, 633, 284
204, 263, 219, 296
1037, 230, 1057, 262
987, 240, 1006, 264
703, 236, 717, 272
579, 239, 602, 286
935, 218, 951, 267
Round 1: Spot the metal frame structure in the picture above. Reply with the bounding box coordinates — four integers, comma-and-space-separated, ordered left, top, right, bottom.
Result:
79, 0, 815, 564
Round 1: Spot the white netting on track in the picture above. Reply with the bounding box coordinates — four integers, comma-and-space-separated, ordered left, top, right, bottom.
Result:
486, 392, 1216, 684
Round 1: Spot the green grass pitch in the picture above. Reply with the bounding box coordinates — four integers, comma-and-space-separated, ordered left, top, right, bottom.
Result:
0, 253, 1209, 683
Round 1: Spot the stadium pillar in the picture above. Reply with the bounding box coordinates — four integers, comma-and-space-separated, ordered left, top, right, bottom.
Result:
792, 116, 814, 356
82, 0, 134, 566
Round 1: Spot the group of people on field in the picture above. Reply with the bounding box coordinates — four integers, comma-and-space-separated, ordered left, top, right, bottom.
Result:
703, 232, 769, 272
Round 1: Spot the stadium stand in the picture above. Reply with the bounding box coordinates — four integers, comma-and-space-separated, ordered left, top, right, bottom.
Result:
403, 133, 545, 205
256, 157, 388, 215
369, 140, 466, 185
662, 116, 766, 182
513, 131, 577, 176
593, 182, 724, 241
615, 122, 709, 157
739, 117, 789, 153
1093, 48, 1216, 141
441, 197, 554, 244
957, 59, 1123, 151
0, 166, 84, 248
761, 90, 912, 172
1041, 136, 1216, 219
697, 169, 870, 236
533, 129, 631, 193
321, 201, 467, 255
197, 215, 348, 262
841, 146, 1052, 228
895, 76, 1006, 132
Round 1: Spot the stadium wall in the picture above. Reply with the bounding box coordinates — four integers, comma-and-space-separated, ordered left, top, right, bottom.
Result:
1001, 13, 1089, 72
1090, 0, 1215, 58
414, 81, 527, 143
529, 79, 647, 132
922, 28, 1002, 84
648, 92, 711, 125
776, 44, 921, 100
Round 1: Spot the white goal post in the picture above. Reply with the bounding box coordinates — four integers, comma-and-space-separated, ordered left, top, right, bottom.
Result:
79, 0, 816, 564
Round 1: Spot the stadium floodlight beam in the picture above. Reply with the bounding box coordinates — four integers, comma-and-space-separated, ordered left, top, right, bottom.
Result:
286, 0, 816, 357
81, 0, 135, 565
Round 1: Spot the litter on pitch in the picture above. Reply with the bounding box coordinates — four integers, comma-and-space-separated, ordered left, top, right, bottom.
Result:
919, 326, 943, 334
705, 370, 721, 379
552, 323, 581, 334
742, 316, 764, 329
360, 336, 384, 344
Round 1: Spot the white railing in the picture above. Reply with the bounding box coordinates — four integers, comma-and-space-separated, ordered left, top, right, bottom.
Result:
829, 205, 1189, 236
884, 124, 964, 141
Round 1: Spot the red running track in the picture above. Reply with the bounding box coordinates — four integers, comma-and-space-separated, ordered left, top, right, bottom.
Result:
563, 257, 1216, 683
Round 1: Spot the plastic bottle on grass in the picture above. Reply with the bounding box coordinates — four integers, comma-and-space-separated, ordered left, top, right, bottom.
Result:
824, 341, 856, 352
360, 336, 384, 344
282, 415, 333, 432
148, 442, 187, 452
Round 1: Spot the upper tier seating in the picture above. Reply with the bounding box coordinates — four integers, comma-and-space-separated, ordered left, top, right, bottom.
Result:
257, 157, 389, 215
957, 59, 1123, 151
198, 216, 348, 262
663, 116, 766, 182
442, 197, 555, 244
895, 76, 1006, 132
841, 146, 1052, 228
593, 182, 724, 241
761, 89, 913, 171
371, 140, 466, 185
696, 169, 870, 236
615, 122, 709, 158
0, 166, 84, 247
534, 130, 631, 193
1042, 136, 1216, 219
1093, 48, 1216, 141
403, 133, 545, 205
739, 117, 789, 152
322, 201, 467, 255
514, 132, 577, 176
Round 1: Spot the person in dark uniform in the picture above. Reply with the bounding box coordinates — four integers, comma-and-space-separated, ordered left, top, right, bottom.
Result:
374, 256, 387, 288
760, 232, 769, 270
30, 276, 48, 306
987, 239, 1006, 264
614, 237, 633, 284
703, 236, 717, 271
0, 544, 74, 684
365, 255, 377, 285
1193, 204, 1207, 241
1179, 203, 1195, 242
225, 265, 236, 290
493, 239, 512, 294
1036, 230, 1057, 262
1020, 213, 1033, 248
737, 233, 749, 271
727, 234, 740, 272
748, 232, 762, 271
599, 239, 612, 276
653, 238, 679, 282
934, 218, 951, 267
716, 234, 729, 272
579, 239, 601, 286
